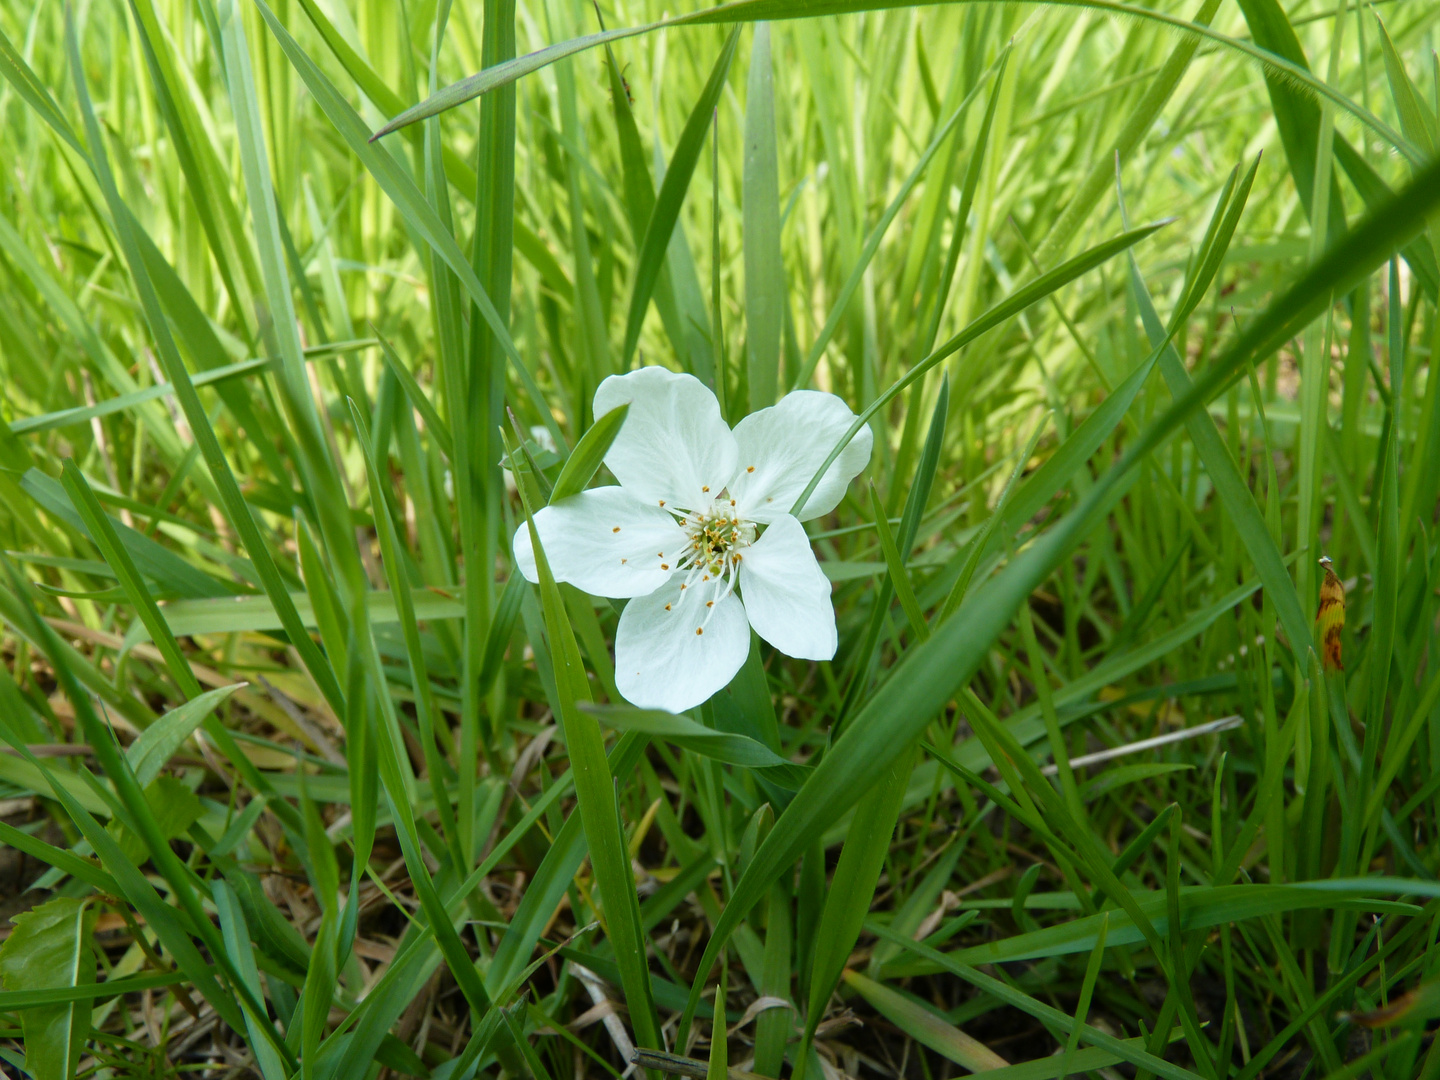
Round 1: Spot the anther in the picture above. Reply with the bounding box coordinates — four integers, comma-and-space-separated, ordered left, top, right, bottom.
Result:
695, 627, 703, 635
665, 604, 672, 611
746, 466, 755, 473
706, 601, 714, 608
659, 500, 665, 506
613, 526, 621, 533
702, 486, 710, 492
661, 564, 669, 570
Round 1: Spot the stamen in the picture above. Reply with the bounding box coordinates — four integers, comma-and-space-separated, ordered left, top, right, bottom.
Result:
746, 466, 755, 473
695, 627, 703, 635
613, 526, 621, 533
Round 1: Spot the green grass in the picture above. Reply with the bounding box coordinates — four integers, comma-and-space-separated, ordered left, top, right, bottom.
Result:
0, 0, 1439, 1078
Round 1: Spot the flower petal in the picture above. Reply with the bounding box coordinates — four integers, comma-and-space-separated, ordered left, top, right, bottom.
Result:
615, 578, 750, 712
739, 514, 836, 660
728, 390, 873, 522
512, 487, 687, 599
594, 367, 738, 511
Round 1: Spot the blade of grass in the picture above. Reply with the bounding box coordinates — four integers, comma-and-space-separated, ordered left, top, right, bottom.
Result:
506, 428, 662, 1062
620, 29, 740, 369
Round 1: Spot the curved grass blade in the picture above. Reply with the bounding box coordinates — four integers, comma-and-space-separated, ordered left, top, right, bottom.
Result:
867, 922, 1204, 1080
743, 23, 782, 410
582, 704, 794, 769
376, 332, 454, 461
348, 401, 464, 871
791, 220, 1168, 516
620, 29, 740, 369
1124, 182, 1312, 658
371, 0, 1419, 167
213, 883, 289, 1080
800, 748, 915, 1062
794, 51, 1005, 391
842, 970, 1007, 1072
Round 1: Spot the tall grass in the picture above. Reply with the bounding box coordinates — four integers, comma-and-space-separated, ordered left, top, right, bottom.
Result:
0, 0, 1438, 1078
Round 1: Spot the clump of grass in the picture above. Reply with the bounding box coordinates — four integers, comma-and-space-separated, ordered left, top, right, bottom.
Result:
1, 0, 1439, 1078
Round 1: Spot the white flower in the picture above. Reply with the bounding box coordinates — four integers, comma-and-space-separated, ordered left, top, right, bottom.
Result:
513, 367, 873, 713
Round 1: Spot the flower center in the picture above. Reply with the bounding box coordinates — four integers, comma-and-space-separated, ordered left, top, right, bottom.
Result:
682, 498, 755, 574
670, 496, 754, 626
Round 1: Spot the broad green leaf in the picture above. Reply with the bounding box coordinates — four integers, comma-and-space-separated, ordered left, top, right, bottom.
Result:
127, 685, 244, 788
550, 404, 630, 503
0, 897, 96, 1080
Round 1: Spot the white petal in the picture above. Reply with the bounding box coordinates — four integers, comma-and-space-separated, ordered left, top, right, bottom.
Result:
739, 515, 836, 660
728, 390, 873, 523
594, 367, 739, 512
511, 487, 687, 599
614, 577, 750, 712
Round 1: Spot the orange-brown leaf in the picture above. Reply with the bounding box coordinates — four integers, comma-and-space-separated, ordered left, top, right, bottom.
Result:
1315, 556, 1345, 672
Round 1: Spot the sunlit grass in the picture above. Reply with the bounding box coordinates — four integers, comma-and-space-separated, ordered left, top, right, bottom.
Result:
1, 0, 1439, 1077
